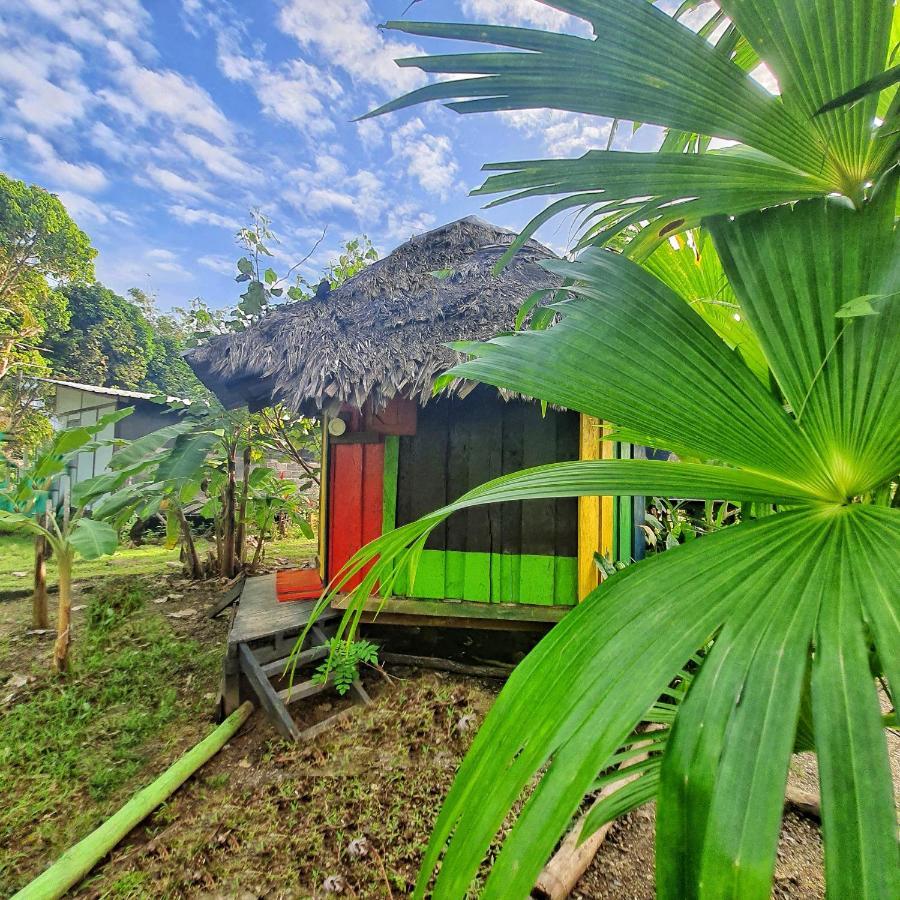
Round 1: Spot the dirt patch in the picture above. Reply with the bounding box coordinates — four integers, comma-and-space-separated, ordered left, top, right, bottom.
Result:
4, 568, 896, 899
71, 669, 497, 899
574, 806, 824, 899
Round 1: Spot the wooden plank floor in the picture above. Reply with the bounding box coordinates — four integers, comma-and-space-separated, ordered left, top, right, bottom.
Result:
228, 574, 332, 646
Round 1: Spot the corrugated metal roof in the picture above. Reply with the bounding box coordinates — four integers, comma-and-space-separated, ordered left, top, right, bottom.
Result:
40, 378, 191, 405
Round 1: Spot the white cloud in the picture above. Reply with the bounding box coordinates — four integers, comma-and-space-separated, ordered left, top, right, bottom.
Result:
174, 132, 261, 183
390, 118, 460, 199
53, 191, 108, 224
25, 134, 108, 192
498, 109, 613, 156
89, 122, 133, 162
146, 248, 192, 276
52, 190, 132, 227
461, 0, 588, 33
197, 253, 235, 275
384, 202, 436, 243
277, 0, 426, 95
169, 204, 239, 229
0, 39, 90, 131
356, 117, 385, 150
145, 166, 213, 200
106, 42, 232, 141
215, 32, 342, 136
20, 0, 154, 53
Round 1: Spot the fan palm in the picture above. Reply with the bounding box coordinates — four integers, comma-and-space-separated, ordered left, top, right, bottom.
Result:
322, 2, 899, 897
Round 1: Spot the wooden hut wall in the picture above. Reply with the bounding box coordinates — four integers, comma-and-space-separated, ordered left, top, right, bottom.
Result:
389, 389, 580, 606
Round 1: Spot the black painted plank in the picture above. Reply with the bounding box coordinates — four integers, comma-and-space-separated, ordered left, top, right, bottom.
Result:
398, 398, 449, 549
396, 390, 580, 558
500, 399, 526, 555
554, 410, 580, 557
519, 402, 559, 557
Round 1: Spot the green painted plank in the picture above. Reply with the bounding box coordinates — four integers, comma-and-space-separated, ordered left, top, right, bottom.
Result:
519, 554, 556, 605
381, 435, 399, 536
409, 549, 447, 599
445, 549, 466, 599
462, 551, 491, 603
397, 549, 577, 606
497, 553, 521, 604
553, 556, 578, 606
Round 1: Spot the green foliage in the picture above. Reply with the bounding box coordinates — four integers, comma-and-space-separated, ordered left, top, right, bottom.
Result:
48, 282, 156, 390
0, 173, 93, 375
334, 3, 900, 898
313, 638, 379, 695
1, 412, 198, 668
0, 594, 220, 889
177, 213, 377, 346
0, 172, 94, 451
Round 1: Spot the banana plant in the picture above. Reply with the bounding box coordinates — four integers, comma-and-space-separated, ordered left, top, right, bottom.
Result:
319, 2, 900, 897
0, 414, 193, 671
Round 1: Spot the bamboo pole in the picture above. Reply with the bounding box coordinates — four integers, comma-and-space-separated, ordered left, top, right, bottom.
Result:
12, 701, 254, 900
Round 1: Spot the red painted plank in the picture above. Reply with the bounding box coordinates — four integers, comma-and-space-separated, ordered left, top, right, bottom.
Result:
328, 443, 363, 586
327, 442, 384, 590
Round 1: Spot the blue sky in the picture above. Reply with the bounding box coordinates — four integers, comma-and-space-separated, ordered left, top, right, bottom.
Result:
0, 0, 673, 312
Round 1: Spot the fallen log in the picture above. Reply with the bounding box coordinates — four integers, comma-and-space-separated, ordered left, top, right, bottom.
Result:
533, 727, 661, 900
381, 651, 513, 680
784, 784, 821, 820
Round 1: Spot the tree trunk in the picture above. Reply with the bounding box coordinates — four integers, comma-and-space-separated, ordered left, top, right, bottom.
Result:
221, 445, 237, 578
53, 548, 74, 674
177, 506, 203, 579
32, 534, 50, 630
249, 513, 271, 572
235, 445, 251, 568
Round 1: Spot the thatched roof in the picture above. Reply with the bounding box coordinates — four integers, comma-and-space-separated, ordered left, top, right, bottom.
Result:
185, 216, 560, 415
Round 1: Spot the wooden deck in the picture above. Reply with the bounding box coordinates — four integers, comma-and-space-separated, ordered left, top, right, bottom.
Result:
228, 574, 330, 647
222, 575, 354, 740
222, 574, 569, 739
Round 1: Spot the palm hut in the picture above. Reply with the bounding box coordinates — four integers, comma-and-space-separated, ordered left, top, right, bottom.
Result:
187, 217, 636, 625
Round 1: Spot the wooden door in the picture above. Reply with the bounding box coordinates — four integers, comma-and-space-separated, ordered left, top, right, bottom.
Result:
327, 441, 384, 590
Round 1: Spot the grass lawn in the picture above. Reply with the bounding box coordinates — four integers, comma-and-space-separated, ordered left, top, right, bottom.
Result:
0, 530, 317, 594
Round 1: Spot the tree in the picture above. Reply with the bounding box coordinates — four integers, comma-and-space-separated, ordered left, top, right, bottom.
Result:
0, 413, 192, 671
0, 173, 94, 382
127, 287, 211, 402
330, 3, 899, 898
149, 408, 314, 580
47, 282, 156, 389
176, 212, 377, 347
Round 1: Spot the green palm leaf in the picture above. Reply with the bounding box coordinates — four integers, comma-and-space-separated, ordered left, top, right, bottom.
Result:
445, 249, 829, 493
368, 8, 825, 173
810, 507, 899, 896
718, 0, 895, 182
365, 0, 894, 252
710, 175, 900, 495
641, 229, 768, 381
415, 509, 884, 898
472, 149, 831, 267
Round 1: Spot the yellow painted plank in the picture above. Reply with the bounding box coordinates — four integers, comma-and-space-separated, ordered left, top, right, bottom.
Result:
578, 414, 601, 601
